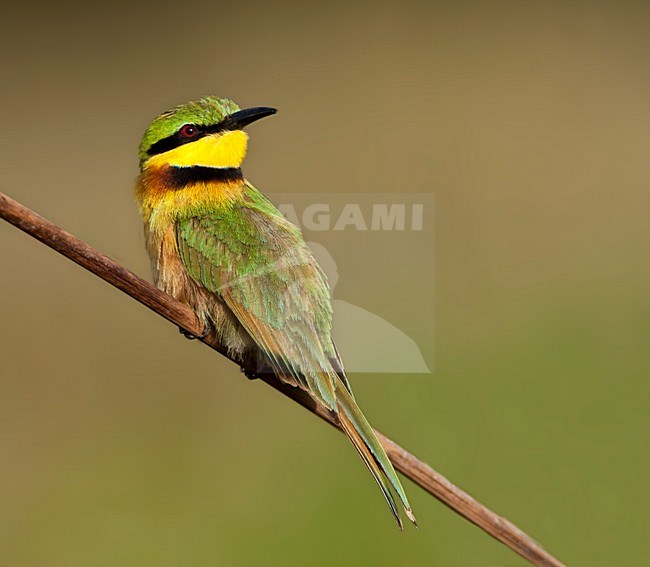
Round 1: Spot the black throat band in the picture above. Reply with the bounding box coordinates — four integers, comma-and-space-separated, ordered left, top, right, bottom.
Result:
166, 166, 243, 189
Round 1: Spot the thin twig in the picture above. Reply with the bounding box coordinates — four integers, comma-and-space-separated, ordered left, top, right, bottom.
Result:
0, 192, 565, 567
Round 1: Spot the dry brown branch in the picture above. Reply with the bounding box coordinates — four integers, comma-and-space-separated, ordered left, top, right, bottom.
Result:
0, 191, 565, 567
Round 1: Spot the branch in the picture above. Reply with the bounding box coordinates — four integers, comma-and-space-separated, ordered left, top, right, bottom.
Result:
0, 192, 565, 567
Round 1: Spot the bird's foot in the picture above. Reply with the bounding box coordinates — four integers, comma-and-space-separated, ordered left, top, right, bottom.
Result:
240, 367, 259, 380
179, 322, 211, 340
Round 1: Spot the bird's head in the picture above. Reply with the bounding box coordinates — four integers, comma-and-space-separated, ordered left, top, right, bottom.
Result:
139, 96, 276, 171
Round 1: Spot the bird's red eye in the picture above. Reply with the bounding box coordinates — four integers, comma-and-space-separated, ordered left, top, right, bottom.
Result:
179, 124, 199, 139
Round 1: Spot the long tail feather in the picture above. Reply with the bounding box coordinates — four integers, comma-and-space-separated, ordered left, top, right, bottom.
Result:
338, 408, 403, 529
336, 380, 417, 528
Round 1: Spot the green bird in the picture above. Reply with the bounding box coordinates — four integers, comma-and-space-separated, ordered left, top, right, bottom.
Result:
135, 96, 416, 528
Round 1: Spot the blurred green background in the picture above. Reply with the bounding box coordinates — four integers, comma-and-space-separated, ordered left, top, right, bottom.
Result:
2, 1, 649, 565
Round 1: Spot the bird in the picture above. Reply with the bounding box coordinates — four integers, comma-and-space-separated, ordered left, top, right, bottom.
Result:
134, 96, 416, 528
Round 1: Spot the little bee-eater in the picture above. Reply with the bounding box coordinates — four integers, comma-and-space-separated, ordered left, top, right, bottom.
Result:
135, 96, 416, 528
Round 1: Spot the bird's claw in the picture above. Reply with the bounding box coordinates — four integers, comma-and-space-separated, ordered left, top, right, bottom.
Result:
179, 323, 211, 340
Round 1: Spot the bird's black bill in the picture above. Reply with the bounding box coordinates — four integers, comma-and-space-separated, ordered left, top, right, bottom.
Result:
218, 107, 277, 131
146, 106, 277, 157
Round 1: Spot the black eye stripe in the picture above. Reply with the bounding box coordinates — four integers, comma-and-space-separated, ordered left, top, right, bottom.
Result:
146, 123, 220, 157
